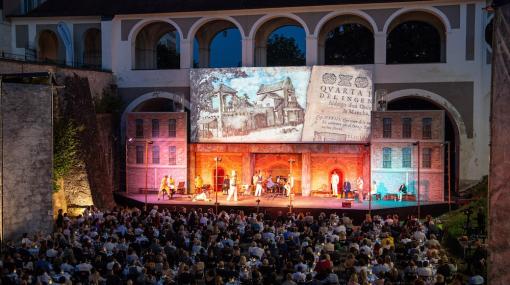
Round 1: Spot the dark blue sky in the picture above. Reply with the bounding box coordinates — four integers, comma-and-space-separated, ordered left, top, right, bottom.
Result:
192, 25, 306, 68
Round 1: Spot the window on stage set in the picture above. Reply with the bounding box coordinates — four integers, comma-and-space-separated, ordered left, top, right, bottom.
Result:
402, 147, 412, 168
136, 145, 144, 164
383, 118, 392, 138
402, 117, 412, 138
152, 145, 160, 164
169, 146, 177, 165
135, 119, 144, 138
422, 117, 432, 139
152, 119, 160, 138
383, 147, 392, 168
168, 119, 176, 137
422, 147, 432, 168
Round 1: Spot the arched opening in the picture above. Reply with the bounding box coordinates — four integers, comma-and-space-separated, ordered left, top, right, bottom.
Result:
134, 22, 180, 70
318, 15, 374, 65
132, 97, 183, 112
329, 168, 344, 193
386, 12, 446, 64
37, 30, 60, 63
83, 28, 101, 68
387, 96, 459, 199
213, 167, 225, 192
193, 20, 242, 68
254, 18, 306, 67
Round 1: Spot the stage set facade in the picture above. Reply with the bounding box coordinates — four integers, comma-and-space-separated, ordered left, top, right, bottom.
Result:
6, 0, 493, 209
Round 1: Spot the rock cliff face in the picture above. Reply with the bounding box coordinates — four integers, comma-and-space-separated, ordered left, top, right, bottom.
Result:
57, 75, 116, 211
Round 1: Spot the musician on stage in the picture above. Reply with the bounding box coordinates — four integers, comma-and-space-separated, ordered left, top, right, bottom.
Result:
331, 171, 340, 197
254, 170, 263, 197
227, 170, 238, 202
398, 183, 407, 202
343, 180, 351, 199
284, 173, 294, 197
266, 175, 275, 193
168, 176, 176, 199
158, 175, 170, 201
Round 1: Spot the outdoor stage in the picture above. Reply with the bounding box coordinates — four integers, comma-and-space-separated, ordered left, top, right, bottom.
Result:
114, 192, 451, 222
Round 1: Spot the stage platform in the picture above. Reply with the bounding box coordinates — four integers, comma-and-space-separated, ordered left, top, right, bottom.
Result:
114, 192, 451, 222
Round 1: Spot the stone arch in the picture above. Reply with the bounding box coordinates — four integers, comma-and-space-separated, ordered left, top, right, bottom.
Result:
315, 12, 376, 65
121, 91, 190, 141
314, 10, 377, 36
384, 8, 449, 63
129, 19, 183, 70
383, 7, 452, 34
189, 17, 243, 68
251, 14, 309, 67
37, 29, 60, 63
82, 28, 101, 68
385, 88, 467, 195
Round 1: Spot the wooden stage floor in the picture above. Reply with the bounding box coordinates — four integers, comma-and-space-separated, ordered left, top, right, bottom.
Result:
114, 192, 450, 221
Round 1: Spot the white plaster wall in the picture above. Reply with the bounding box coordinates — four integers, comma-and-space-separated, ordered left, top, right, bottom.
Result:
7, 0, 491, 182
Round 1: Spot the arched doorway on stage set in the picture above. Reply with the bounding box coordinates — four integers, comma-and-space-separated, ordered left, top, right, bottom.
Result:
387, 96, 460, 199
213, 167, 225, 192
329, 168, 344, 193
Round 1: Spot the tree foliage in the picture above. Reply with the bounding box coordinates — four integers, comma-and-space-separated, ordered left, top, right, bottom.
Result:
386, 21, 442, 64
266, 34, 305, 66
325, 24, 374, 65
53, 119, 81, 192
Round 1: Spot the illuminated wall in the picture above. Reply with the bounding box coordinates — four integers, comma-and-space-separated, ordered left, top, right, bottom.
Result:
189, 143, 369, 196
126, 112, 187, 194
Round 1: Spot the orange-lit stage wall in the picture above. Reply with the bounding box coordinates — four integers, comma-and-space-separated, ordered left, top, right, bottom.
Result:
189, 143, 370, 196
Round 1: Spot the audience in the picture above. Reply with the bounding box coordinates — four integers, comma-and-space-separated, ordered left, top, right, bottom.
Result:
0, 206, 483, 285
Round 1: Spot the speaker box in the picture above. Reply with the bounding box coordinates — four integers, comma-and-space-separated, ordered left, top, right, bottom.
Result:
342, 201, 352, 208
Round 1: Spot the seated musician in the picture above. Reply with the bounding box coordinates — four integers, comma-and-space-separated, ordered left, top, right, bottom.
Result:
266, 175, 275, 193
158, 175, 170, 201
398, 183, 407, 202
168, 175, 176, 199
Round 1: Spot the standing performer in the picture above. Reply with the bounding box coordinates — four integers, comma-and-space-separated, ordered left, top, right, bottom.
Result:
227, 170, 238, 202
168, 176, 176, 199
222, 175, 230, 194
285, 173, 294, 197
343, 181, 351, 199
356, 176, 364, 202
255, 171, 263, 197
398, 183, 407, 202
158, 175, 170, 201
194, 175, 203, 193
331, 171, 340, 197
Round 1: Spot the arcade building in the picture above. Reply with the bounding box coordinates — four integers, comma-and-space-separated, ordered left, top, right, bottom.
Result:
4, 0, 493, 205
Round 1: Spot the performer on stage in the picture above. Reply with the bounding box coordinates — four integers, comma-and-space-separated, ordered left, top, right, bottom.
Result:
222, 175, 230, 194
254, 171, 263, 197
356, 176, 364, 202
266, 175, 275, 193
194, 175, 203, 193
227, 170, 238, 202
343, 180, 351, 199
168, 176, 176, 199
331, 171, 340, 197
158, 175, 170, 201
398, 183, 407, 202
285, 173, 294, 197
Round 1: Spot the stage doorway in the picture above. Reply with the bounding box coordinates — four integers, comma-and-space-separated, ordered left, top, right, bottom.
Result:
213, 167, 225, 192
329, 168, 344, 192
